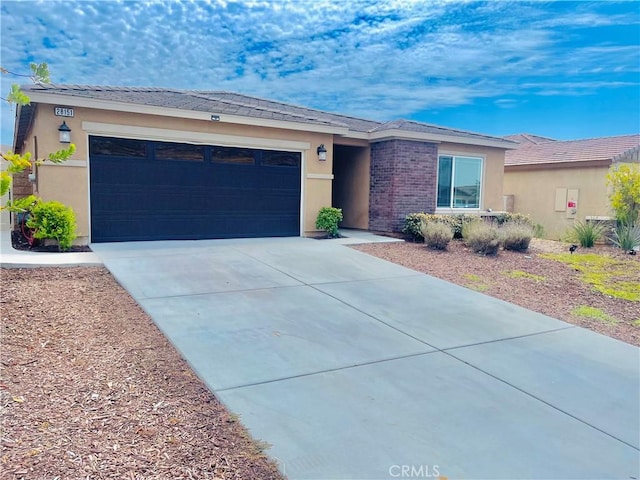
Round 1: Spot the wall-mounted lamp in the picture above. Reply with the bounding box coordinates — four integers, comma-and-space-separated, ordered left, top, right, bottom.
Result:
317, 144, 327, 161
58, 121, 71, 143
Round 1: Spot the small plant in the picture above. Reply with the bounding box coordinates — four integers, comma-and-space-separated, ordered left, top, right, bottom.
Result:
567, 220, 607, 248
421, 221, 453, 250
315, 207, 343, 238
501, 222, 534, 251
505, 270, 546, 282
26, 200, 77, 251
571, 305, 617, 324
463, 273, 490, 292
610, 222, 640, 251
463, 220, 500, 255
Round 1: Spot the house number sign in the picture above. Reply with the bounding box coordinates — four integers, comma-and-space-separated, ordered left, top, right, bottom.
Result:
54, 106, 74, 117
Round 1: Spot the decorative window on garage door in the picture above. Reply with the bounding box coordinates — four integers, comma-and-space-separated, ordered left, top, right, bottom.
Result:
89, 137, 147, 157
155, 142, 204, 162
437, 155, 483, 209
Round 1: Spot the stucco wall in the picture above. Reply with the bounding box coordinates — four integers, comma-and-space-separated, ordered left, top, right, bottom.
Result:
20, 104, 335, 241
332, 144, 370, 229
437, 142, 506, 214
503, 165, 610, 240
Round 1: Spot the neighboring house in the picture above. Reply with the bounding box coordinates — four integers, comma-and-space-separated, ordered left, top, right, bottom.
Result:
503, 133, 640, 239
12, 84, 515, 244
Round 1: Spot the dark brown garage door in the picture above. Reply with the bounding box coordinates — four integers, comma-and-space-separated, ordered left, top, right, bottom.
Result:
89, 136, 301, 242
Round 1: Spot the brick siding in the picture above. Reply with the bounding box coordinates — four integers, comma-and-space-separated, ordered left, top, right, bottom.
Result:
369, 139, 438, 232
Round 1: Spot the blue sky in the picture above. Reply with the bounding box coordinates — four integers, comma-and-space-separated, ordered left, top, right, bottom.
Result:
1, 0, 639, 146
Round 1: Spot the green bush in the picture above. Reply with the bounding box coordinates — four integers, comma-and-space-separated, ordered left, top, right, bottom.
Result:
567, 220, 607, 248
403, 212, 430, 241
463, 220, 500, 255
26, 200, 77, 251
610, 222, 640, 251
501, 222, 534, 252
421, 221, 454, 250
315, 207, 343, 238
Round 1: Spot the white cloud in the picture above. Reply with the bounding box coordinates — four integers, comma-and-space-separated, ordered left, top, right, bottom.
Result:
1, 0, 638, 144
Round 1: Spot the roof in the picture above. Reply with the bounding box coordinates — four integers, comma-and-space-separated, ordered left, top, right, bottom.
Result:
504, 134, 640, 167
15, 84, 516, 150
503, 133, 557, 145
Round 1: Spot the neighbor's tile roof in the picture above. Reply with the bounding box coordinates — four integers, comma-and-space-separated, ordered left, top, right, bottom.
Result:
20, 84, 512, 144
504, 134, 640, 166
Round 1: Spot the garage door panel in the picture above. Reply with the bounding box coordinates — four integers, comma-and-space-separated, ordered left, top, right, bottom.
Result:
90, 136, 301, 242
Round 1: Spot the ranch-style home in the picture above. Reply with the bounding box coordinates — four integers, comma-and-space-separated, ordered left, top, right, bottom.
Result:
503, 133, 640, 239
11, 84, 516, 244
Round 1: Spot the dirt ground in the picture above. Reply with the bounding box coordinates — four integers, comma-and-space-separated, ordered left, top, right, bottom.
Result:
1, 237, 638, 479
353, 238, 640, 346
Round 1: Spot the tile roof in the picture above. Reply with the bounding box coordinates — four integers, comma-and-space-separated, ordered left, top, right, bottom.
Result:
19, 84, 513, 146
503, 133, 557, 145
504, 134, 640, 166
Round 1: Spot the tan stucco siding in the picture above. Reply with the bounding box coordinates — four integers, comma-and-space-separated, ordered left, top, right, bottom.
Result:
437, 142, 505, 212
332, 144, 370, 229
23, 104, 336, 240
504, 165, 610, 239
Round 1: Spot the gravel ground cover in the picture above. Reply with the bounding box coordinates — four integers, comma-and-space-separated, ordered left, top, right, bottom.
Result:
353, 238, 639, 346
0, 267, 283, 480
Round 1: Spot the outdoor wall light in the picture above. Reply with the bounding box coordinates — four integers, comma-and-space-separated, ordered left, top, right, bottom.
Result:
58, 121, 71, 143
317, 144, 327, 161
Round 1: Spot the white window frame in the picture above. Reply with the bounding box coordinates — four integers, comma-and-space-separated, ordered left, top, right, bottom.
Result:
435, 153, 484, 212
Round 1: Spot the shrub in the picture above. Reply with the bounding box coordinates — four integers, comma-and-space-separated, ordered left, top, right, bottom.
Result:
26, 200, 77, 251
403, 212, 430, 241
501, 222, 534, 252
315, 207, 343, 238
492, 212, 533, 227
403, 213, 478, 241
463, 220, 500, 255
567, 220, 607, 248
610, 222, 640, 251
421, 221, 454, 250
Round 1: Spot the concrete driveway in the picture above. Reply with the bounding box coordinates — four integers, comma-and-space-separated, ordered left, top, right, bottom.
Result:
91, 237, 640, 480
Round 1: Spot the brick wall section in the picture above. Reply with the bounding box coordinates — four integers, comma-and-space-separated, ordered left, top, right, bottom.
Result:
11, 170, 33, 199
369, 139, 438, 232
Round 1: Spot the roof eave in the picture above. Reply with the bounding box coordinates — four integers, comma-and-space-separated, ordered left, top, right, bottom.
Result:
505, 159, 612, 170
25, 90, 351, 136
368, 129, 517, 149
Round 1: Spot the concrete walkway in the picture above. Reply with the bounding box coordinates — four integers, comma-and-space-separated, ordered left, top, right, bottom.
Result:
0, 229, 102, 268
88, 237, 640, 480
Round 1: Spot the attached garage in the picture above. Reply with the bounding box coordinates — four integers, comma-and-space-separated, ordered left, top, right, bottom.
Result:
89, 136, 301, 242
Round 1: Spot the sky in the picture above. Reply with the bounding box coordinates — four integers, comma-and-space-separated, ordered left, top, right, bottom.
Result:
1, 0, 639, 146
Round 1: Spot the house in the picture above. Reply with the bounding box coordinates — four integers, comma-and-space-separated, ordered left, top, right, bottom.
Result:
503, 134, 640, 239
11, 84, 515, 244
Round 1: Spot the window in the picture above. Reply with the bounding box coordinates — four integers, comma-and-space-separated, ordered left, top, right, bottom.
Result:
437, 155, 482, 209
211, 147, 256, 165
89, 137, 147, 157
155, 142, 204, 162
262, 150, 300, 167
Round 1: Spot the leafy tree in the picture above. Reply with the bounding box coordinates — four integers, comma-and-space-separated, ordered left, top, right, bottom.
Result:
1, 62, 76, 212
606, 163, 640, 225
